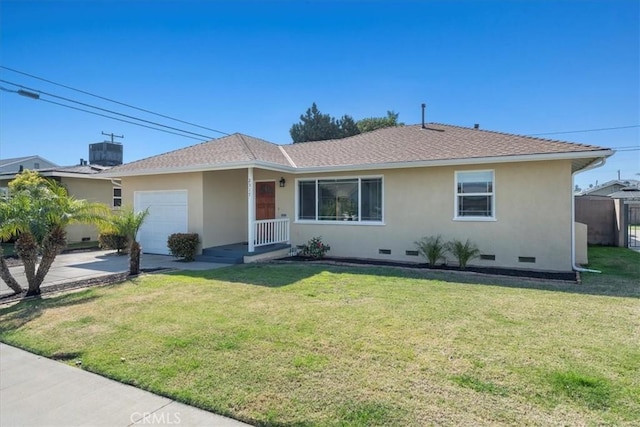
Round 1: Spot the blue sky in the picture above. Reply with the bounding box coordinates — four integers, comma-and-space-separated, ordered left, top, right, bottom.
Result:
0, 0, 638, 189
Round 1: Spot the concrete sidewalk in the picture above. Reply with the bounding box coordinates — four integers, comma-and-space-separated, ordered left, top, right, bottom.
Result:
1, 249, 229, 297
0, 343, 250, 426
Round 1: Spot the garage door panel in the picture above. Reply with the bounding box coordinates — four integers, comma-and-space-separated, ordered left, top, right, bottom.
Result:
134, 190, 188, 255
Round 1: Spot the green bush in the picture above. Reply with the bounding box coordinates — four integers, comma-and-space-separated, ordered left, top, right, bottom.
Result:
167, 233, 200, 261
446, 239, 480, 269
300, 236, 331, 259
98, 232, 128, 254
415, 235, 448, 266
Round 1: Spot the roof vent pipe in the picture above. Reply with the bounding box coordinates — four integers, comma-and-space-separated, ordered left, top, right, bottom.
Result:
421, 103, 426, 129
474, 124, 480, 129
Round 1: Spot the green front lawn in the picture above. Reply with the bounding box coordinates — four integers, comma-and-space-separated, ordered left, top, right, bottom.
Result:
1, 249, 638, 426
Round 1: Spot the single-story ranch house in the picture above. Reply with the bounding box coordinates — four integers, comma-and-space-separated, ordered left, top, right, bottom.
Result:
101, 123, 612, 272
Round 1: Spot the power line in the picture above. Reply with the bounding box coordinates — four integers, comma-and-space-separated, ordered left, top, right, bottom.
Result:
1, 85, 205, 141
39, 98, 207, 141
40, 98, 207, 141
0, 65, 230, 136
528, 125, 640, 136
1, 79, 217, 140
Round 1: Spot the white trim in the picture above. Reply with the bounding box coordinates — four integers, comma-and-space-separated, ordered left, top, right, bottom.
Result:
99, 150, 614, 178
294, 175, 384, 224
453, 169, 496, 221
278, 145, 297, 168
248, 168, 255, 253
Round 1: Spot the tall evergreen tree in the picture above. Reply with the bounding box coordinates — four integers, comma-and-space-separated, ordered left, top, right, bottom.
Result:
290, 103, 360, 143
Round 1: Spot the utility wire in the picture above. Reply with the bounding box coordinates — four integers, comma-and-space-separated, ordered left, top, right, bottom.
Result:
528, 125, 640, 136
1, 79, 217, 140
2, 85, 205, 141
0, 65, 230, 136
39, 98, 207, 141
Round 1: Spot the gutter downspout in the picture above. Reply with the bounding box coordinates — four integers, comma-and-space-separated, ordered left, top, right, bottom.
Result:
572, 158, 607, 273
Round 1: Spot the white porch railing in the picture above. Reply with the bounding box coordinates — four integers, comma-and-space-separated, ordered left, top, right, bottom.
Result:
254, 218, 290, 247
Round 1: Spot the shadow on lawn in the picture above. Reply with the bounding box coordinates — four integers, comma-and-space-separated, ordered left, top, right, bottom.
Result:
0, 290, 100, 332
169, 261, 639, 299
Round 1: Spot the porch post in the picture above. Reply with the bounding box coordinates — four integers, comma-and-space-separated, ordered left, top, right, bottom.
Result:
248, 167, 255, 253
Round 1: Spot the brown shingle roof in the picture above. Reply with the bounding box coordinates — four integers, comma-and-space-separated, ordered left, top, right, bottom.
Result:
104, 123, 611, 176
284, 123, 608, 168
108, 133, 291, 174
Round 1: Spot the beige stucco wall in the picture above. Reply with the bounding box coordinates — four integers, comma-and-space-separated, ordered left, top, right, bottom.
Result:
61, 177, 116, 243
287, 160, 574, 272
118, 160, 574, 271
202, 169, 247, 247
121, 172, 204, 251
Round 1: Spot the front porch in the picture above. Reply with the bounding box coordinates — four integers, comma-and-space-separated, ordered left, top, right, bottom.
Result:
196, 242, 291, 264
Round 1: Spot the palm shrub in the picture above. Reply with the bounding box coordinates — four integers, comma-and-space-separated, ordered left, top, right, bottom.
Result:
415, 235, 448, 266
167, 233, 199, 261
0, 171, 110, 295
103, 206, 149, 275
446, 239, 481, 269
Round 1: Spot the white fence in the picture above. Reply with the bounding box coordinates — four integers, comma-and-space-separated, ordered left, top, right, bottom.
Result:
254, 218, 290, 247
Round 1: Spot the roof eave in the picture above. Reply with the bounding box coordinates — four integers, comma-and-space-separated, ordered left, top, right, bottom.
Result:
100, 160, 296, 178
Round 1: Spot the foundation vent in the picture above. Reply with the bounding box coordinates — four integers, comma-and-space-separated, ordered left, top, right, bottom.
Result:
518, 256, 536, 263
480, 254, 495, 261
379, 249, 392, 255
405, 250, 419, 257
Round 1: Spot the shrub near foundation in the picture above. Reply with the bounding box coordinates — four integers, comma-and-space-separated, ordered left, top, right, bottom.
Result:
446, 238, 481, 269
98, 232, 128, 254
167, 233, 199, 261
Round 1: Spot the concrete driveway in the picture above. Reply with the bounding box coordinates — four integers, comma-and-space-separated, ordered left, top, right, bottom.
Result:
1, 250, 230, 297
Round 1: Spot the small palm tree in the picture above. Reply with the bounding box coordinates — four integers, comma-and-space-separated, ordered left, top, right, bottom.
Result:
415, 235, 448, 266
105, 206, 149, 276
446, 239, 481, 270
0, 171, 110, 296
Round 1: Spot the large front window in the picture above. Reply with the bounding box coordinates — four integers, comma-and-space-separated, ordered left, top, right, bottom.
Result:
297, 177, 383, 222
455, 170, 495, 219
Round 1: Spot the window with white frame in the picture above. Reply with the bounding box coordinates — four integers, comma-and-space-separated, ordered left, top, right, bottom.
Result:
113, 187, 122, 207
455, 170, 495, 219
298, 177, 383, 222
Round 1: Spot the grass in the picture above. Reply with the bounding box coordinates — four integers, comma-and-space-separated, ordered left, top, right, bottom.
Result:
1, 248, 639, 426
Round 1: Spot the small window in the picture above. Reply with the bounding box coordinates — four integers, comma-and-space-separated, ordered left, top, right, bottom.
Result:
34, 162, 40, 169
455, 170, 495, 219
113, 187, 122, 207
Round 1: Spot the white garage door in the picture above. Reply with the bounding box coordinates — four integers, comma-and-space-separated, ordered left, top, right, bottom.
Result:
134, 190, 188, 255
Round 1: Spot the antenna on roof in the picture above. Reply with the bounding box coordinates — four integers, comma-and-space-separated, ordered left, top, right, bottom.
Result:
421, 103, 426, 129
101, 131, 124, 143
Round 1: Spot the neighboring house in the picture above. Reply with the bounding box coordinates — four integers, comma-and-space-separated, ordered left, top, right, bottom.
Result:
577, 179, 640, 196
101, 123, 613, 272
0, 164, 121, 243
0, 155, 58, 174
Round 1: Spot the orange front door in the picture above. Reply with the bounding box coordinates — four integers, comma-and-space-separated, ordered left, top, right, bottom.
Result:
256, 181, 276, 220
